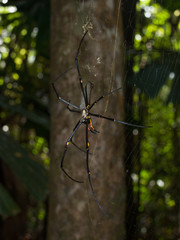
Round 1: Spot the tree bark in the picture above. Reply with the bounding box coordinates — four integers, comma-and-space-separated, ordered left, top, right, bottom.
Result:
47, 1, 126, 239
122, 0, 138, 239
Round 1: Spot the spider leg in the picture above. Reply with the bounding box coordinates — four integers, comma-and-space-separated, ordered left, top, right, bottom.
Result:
61, 120, 84, 183
51, 82, 81, 110
85, 122, 108, 216
88, 87, 122, 110
75, 30, 88, 106
53, 65, 76, 83
71, 140, 92, 155
89, 128, 99, 134
67, 105, 81, 113
51, 65, 81, 110
88, 118, 99, 134
89, 113, 151, 128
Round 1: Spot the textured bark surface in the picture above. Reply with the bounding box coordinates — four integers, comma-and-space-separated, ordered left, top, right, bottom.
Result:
47, 1, 126, 239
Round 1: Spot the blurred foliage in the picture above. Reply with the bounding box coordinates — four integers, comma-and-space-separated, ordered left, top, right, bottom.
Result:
132, 90, 180, 239
128, 0, 180, 105
0, 0, 50, 236
155, 0, 180, 12
127, 0, 180, 239
0, 182, 20, 219
129, 52, 180, 103
0, 130, 48, 201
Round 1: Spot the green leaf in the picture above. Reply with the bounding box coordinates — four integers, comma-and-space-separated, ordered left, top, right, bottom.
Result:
0, 183, 20, 219
0, 130, 48, 201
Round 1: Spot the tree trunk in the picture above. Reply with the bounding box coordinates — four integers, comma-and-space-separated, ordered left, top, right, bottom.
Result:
47, 1, 126, 239
122, 0, 138, 239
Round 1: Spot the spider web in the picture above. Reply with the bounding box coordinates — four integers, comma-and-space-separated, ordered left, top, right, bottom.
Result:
56, 0, 180, 239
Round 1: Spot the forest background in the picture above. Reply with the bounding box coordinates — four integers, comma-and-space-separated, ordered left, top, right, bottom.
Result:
0, 0, 180, 240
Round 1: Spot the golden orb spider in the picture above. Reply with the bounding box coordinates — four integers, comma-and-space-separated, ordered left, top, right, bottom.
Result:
52, 30, 150, 216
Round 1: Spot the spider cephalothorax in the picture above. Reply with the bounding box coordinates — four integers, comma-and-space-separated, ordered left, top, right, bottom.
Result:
52, 30, 150, 216
82, 108, 88, 119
